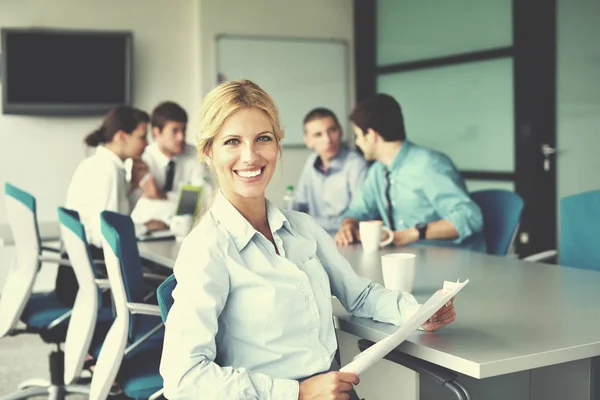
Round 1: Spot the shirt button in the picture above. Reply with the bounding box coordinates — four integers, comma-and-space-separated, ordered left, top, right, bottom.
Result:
391, 201, 396, 206
308, 294, 315, 301
390, 179, 395, 184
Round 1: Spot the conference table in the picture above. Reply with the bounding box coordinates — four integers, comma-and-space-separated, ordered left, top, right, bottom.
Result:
138, 240, 600, 400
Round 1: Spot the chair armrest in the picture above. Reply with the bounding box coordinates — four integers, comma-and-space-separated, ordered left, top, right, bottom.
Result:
143, 272, 168, 282
148, 388, 164, 400
37, 256, 72, 267
41, 245, 61, 253
47, 309, 72, 330
522, 250, 557, 263
357, 339, 457, 386
92, 259, 105, 266
127, 302, 162, 316
94, 279, 111, 290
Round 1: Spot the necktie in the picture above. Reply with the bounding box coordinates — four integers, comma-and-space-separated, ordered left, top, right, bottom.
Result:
384, 169, 395, 231
164, 160, 175, 193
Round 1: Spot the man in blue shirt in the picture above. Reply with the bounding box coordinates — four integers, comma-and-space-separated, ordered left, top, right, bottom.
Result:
294, 108, 368, 234
335, 94, 486, 252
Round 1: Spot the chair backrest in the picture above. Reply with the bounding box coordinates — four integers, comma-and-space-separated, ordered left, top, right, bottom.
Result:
91, 210, 142, 400
470, 189, 524, 256
0, 183, 42, 337
58, 207, 103, 384
157, 274, 177, 323
559, 190, 600, 271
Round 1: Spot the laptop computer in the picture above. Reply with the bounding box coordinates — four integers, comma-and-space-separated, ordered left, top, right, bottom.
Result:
137, 185, 203, 241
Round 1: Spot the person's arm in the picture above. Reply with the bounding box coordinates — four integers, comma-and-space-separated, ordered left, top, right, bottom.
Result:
390, 157, 484, 247
309, 215, 456, 331
421, 157, 483, 241
335, 168, 381, 245
310, 216, 420, 325
160, 230, 299, 399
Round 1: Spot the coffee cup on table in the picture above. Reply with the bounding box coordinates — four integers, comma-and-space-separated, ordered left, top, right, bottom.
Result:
359, 220, 393, 252
381, 253, 416, 293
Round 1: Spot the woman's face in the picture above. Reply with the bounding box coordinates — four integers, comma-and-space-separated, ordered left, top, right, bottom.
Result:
207, 108, 279, 202
122, 122, 149, 159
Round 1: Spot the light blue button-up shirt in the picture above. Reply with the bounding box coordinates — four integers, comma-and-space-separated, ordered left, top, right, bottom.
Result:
294, 147, 368, 234
160, 192, 420, 399
344, 141, 486, 253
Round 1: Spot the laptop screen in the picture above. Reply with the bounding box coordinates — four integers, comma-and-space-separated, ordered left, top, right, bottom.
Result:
176, 187, 202, 216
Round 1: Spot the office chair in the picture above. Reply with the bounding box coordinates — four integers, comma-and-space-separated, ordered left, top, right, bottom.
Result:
470, 189, 524, 256
0, 183, 89, 399
57, 207, 115, 386
524, 189, 600, 270
89, 211, 164, 400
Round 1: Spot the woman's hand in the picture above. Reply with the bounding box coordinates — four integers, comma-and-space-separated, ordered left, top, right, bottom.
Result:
298, 371, 359, 400
421, 296, 456, 332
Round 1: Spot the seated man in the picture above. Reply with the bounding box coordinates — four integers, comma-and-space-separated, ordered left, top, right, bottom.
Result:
335, 94, 486, 252
294, 108, 368, 234
137, 101, 214, 212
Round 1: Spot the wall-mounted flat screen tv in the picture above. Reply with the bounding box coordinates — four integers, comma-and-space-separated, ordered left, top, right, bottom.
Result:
1, 29, 132, 116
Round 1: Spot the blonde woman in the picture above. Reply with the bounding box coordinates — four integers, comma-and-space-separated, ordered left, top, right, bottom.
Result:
160, 80, 456, 399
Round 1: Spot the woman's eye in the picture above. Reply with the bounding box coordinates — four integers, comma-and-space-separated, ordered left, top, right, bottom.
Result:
224, 138, 239, 146
257, 135, 273, 142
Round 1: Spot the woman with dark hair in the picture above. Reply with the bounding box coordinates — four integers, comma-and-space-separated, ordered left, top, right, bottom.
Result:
59, 106, 167, 305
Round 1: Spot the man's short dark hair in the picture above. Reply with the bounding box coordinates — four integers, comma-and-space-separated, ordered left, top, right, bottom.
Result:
303, 107, 341, 129
349, 94, 406, 142
151, 101, 188, 131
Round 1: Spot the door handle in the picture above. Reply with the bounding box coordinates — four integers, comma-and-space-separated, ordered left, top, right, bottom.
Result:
541, 144, 556, 171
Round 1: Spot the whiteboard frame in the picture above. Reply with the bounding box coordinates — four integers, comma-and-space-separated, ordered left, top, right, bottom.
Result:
215, 34, 351, 148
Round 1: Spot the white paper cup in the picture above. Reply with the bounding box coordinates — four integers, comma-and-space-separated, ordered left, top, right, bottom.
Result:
171, 214, 193, 241
381, 253, 416, 293
359, 220, 393, 252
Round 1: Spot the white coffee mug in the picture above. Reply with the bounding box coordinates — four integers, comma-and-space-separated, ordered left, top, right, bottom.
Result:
381, 253, 416, 293
171, 214, 193, 241
359, 220, 393, 252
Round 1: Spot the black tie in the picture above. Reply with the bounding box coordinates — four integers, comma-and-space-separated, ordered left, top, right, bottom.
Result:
384, 169, 395, 231
164, 160, 175, 192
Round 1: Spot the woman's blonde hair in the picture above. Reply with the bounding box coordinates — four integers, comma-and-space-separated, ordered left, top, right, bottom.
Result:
197, 79, 285, 160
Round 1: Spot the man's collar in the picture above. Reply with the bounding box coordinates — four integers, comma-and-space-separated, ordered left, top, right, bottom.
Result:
312, 146, 349, 173
148, 143, 173, 168
387, 141, 412, 171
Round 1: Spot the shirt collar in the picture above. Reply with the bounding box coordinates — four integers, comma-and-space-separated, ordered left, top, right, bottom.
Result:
148, 143, 173, 169
312, 146, 349, 173
95, 146, 127, 170
387, 140, 413, 171
211, 191, 297, 251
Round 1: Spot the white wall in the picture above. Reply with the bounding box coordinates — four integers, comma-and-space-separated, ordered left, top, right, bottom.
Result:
557, 0, 600, 199
0, 0, 201, 227
200, 0, 355, 205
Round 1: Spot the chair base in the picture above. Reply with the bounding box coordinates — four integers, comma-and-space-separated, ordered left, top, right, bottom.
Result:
0, 383, 90, 400
0, 345, 91, 400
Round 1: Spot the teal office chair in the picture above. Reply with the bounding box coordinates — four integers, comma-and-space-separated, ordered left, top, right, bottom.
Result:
470, 189, 524, 256
89, 211, 165, 400
0, 183, 89, 399
57, 207, 116, 386
524, 189, 600, 270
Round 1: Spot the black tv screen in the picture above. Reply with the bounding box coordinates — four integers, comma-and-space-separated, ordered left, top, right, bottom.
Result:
1, 29, 132, 115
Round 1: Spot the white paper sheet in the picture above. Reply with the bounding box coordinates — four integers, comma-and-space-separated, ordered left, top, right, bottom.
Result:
340, 279, 469, 375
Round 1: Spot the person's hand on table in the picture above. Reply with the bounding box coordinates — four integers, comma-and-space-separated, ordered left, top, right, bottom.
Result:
335, 219, 360, 246
145, 220, 169, 233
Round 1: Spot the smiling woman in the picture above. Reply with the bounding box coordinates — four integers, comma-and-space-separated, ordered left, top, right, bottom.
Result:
160, 79, 457, 400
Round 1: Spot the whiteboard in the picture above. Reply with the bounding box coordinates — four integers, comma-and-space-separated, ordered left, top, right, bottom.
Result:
217, 36, 349, 147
